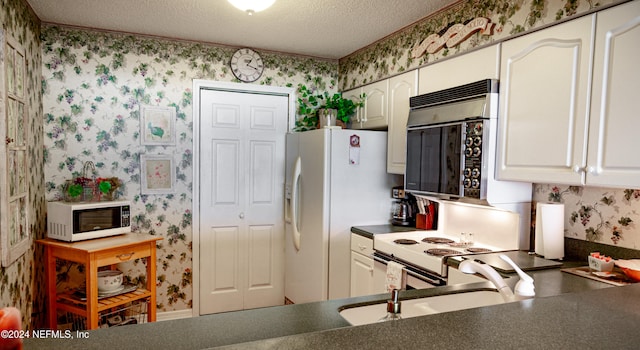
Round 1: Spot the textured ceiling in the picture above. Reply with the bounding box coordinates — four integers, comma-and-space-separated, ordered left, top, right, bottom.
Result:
26, 0, 458, 59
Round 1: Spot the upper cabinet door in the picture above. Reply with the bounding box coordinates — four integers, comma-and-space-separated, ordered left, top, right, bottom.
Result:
352, 80, 389, 130
387, 71, 418, 174
496, 15, 594, 184
342, 87, 363, 125
586, 1, 640, 188
418, 45, 500, 95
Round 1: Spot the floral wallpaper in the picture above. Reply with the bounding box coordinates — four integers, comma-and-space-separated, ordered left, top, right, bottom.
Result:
339, 0, 619, 89
0, 0, 45, 331
40, 25, 338, 314
534, 185, 640, 250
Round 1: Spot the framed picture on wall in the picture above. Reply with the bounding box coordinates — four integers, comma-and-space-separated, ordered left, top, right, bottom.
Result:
140, 105, 176, 145
140, 154, 176, 194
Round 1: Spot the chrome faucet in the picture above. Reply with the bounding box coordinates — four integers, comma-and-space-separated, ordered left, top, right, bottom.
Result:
458, 255, 535, 302
378, 289, 402, 322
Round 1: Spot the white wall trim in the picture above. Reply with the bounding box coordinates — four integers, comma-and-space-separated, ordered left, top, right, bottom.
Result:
191, 80, 296, 317
156, 308, 194, 322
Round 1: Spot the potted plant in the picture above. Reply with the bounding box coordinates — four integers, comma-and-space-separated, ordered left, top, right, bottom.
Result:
295, 84, 365, 131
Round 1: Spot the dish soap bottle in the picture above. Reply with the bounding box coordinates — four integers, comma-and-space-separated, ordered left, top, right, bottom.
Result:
378, 289, 402, 322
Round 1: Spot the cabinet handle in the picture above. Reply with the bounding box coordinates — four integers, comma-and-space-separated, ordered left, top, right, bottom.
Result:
572, 165, 586, 173
358, 244, 367, 251
587, 166, 600, 175
5, 137, 14, 144
116, 252, 135, 261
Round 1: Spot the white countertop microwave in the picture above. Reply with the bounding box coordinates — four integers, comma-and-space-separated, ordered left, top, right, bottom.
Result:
47, 200, 131, 242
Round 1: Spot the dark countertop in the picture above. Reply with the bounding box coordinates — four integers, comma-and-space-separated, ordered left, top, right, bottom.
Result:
220, 283, 640, 350
24, 262, 624, 350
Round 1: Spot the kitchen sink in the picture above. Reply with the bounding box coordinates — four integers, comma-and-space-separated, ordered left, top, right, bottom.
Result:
339, 290, 508, 326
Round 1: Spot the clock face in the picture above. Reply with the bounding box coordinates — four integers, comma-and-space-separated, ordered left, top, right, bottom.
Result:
230, 48, 264, 82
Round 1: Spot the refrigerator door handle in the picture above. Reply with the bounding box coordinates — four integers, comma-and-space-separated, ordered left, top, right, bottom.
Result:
290, 156, 302, 251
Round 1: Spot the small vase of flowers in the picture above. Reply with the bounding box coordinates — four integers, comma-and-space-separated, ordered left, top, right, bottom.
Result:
96, 177, 121, 201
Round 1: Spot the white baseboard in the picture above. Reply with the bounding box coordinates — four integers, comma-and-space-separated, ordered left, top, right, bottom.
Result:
156, 308, 194, 322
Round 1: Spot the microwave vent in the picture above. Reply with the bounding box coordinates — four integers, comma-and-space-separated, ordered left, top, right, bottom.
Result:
48, 222, 66, 239
410, 79, 498, 109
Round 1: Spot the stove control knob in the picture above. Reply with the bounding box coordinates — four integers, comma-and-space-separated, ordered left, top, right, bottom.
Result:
473, 147, 482, 157
471, 179, 480, 189
471, 168, 480, 178
472, 123, 483, 135
465, 147, 473, 157
465, 137, 473, 147
473, 136, 482, 146
463, 178, 472, 188
463, 168, 472, 177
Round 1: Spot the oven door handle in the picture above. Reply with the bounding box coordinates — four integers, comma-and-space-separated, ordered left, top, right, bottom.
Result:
372, 254, 442, 286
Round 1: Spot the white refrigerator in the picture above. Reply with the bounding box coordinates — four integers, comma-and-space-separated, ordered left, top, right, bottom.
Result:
284, 128, 396, 304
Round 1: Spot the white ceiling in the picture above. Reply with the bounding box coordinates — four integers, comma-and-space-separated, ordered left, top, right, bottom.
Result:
26, 0, 458, 59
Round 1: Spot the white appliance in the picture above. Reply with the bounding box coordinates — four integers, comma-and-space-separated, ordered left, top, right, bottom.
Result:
405, 80, 532, 250
373, 198, 521, 287
47, 200, 131, 242
285, 128, 395, 304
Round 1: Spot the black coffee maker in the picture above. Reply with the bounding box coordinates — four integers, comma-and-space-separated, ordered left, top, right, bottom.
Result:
391, 187, 417, 226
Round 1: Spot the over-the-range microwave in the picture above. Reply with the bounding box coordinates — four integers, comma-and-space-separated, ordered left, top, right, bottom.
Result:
47, 200, 131, 242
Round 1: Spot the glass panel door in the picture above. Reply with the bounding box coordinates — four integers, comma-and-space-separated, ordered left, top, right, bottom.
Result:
1, 34, 30, 266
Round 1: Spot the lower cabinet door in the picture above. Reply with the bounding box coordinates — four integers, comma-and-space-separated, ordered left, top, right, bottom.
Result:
350, 251, 375, 297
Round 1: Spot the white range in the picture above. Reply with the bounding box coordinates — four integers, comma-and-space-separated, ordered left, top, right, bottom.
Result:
373, 199, 522, 288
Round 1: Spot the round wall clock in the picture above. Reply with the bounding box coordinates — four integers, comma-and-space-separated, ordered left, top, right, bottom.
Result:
230, 48, 264, 82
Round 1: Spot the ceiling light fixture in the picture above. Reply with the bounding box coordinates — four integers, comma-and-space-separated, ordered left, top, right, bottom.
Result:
227, 0, 276, 15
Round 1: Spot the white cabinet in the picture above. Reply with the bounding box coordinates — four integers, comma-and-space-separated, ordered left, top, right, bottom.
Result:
497, 15, 593, 184
418, 44, 500, 95
350, 233, 375, 297
586, 1, 640, 188
348, 80, 389, 130
387, 71, 418, 174
342, 87, 363, 126
497, 1, 640, 188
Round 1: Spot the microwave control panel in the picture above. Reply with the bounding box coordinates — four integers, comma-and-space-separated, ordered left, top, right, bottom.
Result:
121, 205, 131, 227
462, 120, 487, 198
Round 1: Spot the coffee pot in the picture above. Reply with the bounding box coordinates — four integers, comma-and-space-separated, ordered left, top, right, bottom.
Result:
391, 188, 416, 226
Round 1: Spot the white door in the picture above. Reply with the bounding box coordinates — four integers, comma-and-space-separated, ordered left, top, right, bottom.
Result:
586, 1, 640, 188
356, 80, 389, 130
387, 70, 418, 174
496, 15, 593, 184
350, 251, 374, 297
199, 89, 288, 314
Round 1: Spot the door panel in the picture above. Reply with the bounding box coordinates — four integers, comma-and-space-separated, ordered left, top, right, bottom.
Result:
200, 89, 287, 315
587, 1, 640, 187
497, 16, 593, 184
202, 226, 243, 313
250, 141, 275, 204
213, 140, 240, 205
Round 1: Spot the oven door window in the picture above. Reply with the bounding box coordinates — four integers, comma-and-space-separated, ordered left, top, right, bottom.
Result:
73, 207, 122, 233
406, 124, 462, 196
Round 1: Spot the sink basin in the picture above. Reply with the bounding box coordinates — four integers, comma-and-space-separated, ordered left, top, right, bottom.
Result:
339, 290, 507, 326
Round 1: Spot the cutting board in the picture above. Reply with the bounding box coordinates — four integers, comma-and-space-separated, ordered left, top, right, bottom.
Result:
460, 250, 563, 273
561, 266, 635, 286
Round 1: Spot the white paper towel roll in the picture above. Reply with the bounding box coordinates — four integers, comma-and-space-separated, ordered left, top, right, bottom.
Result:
535, 203, 565, 259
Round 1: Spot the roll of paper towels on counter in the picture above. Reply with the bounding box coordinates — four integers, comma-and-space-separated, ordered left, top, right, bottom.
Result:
535, 203, 565, 260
